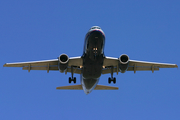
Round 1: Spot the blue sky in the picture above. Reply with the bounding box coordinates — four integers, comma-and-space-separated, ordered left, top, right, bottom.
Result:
0, 0, 180, 120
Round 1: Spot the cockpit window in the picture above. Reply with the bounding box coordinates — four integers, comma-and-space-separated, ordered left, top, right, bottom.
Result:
91, 26, 101, 30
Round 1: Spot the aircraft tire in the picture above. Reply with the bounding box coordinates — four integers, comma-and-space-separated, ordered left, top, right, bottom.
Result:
69, 77, 72, 83
113, 77, 116, 84
74, 77, 76, 83
108, 77, 111, 84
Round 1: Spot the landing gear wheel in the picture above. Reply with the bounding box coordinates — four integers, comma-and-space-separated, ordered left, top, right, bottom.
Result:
73, 77, 76, 83
69, 77, 76, 84
108, 77, 111, 84
113, 77, 116, 84
69, 77, 72, 83
108, 77, 116, 84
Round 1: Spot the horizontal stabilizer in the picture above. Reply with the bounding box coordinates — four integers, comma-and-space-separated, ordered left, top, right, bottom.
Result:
56, 85, 82, 90
56, 85, 118, 90
94, 85, 118, 90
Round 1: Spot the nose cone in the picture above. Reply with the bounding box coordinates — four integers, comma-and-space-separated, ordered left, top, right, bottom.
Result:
85, 90, 91, 95
89, 26, 105, 37
82, 78, 99, 94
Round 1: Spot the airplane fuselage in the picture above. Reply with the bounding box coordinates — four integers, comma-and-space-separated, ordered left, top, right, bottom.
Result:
81, 26, 105, 94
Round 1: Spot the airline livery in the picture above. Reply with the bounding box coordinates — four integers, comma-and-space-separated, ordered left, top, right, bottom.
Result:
3, 26, 178, 94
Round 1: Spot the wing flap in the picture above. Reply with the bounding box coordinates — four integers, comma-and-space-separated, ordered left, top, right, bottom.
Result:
127, 67, 159, 71
101, 67, 160, 74
66, 68, 82, 74
23, 66, 58, 71
22, 66, 82, 74
102, 68, 118, 74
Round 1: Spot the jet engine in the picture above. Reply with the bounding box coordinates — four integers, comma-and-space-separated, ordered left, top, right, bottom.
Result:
119, 54, 129, 73
58, 54, 69, 73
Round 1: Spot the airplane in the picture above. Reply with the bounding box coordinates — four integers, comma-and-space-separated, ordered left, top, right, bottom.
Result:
3, 26, 178, 94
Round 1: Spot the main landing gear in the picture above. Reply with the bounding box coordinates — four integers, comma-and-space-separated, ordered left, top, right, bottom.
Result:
108, 77, 116, 84
69, 77, 76, 83
108, 66, 116, 84
69, 66, 76, 84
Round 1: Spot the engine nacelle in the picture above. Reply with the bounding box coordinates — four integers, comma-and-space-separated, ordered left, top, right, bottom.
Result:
119, 54, 129, 73
58, 54, 69, 73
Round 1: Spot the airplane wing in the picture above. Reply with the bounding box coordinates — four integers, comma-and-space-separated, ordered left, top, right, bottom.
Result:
3, 57, 83, 74
102, 57, 178, 74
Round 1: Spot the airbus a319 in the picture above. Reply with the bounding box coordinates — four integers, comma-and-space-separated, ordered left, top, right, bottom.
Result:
3, 26, 178, 94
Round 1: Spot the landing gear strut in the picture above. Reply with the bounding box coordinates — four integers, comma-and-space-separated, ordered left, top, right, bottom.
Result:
108, 66, 116, 84
69, 66, 76, 84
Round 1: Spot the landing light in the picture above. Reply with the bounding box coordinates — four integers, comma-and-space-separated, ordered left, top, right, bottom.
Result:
93, 48, 98, 50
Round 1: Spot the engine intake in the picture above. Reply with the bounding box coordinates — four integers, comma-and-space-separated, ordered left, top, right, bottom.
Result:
119, 54, 129, 73
58, 54, 69, 73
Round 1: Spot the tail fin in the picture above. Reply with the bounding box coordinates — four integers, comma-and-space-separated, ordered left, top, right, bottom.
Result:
56, 85, 118, 90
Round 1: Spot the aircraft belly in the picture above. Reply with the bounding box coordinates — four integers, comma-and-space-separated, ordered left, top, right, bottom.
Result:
82, 31, 104, 78
82, 56, 103, 79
